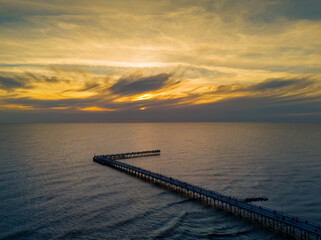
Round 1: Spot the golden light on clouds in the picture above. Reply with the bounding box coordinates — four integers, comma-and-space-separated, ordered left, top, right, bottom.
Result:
0, 0, 320, 122
0, 104, 34, 111
134, 94, 155, 101
79, 107, 116, 112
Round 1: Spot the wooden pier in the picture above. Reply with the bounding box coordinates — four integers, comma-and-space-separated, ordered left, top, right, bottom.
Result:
93, 150, 321, 240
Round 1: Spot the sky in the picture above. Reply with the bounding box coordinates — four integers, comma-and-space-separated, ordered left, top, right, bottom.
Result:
0, 0, 321, 123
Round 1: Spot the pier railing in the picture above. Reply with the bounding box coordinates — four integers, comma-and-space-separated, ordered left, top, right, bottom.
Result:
93, 151, 321, 240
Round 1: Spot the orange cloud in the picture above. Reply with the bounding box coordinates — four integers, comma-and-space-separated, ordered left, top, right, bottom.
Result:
79, 106, 116, 112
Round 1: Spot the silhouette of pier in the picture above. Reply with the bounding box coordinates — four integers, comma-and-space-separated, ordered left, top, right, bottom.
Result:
93, 150, 321, 240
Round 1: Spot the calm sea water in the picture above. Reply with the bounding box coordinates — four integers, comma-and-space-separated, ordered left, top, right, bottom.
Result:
0, 123, 320, 239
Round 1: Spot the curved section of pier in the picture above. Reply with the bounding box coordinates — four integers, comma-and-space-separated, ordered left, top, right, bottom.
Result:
93, 151, 321, 240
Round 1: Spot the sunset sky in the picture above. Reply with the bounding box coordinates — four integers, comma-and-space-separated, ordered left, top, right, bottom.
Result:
1, 0, 321, 122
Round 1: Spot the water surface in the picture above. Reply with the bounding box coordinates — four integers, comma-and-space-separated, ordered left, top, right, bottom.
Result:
0, 123, 320, 239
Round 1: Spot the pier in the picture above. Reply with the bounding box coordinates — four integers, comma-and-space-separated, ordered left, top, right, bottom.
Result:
93, 150, 321, 240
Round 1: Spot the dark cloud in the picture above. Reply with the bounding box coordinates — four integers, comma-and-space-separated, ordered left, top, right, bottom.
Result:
109, 73, 174, 95
0, 75, 31, 90
1, 93, 187, 112
1, 94, 321, 123
251, 78, 300, 91
213, 77, 318, 94
1, 72, 320, 123
263, 0, 321, 21
0, 72, 52, 91
0, 71, 83, 91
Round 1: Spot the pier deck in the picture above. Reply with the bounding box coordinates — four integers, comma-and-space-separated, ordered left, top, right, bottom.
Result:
93, 150, 321, 240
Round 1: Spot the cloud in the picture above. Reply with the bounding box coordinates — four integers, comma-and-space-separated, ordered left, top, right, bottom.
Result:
1, 97, 94, 109
213, 77, 319, 96
250, 78, 308, 91
0, 71, 62, 91
0, 75, 29, 90
0, 0, 321, 122
2, 92, 321, 123
0, 71, 70, 91
1, 0, 321, 80
62, 81, 101, 93
109, 73, 176, 95
257, 0, 321, 22
1, 69, 320, 113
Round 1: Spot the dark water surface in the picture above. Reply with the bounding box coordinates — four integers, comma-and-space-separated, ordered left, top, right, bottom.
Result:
0, 123, 320, 239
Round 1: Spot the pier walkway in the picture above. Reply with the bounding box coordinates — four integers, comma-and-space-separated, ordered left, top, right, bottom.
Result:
93, 150, 321, 240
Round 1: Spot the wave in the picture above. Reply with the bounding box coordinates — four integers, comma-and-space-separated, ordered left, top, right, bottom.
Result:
151, 211, 187, 239
207, 229, 251, 238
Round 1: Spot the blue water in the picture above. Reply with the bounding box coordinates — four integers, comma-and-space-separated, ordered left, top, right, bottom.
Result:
0, 123, 320, 239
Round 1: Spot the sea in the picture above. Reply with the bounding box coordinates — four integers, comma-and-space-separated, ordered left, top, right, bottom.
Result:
0, 123, 320, 239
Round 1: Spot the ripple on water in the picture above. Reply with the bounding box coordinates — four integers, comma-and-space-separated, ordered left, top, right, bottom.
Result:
1, 123, 320, 239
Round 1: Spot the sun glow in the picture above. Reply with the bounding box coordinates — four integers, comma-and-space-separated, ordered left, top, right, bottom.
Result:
133, 94, 154, 101
79, 106, 116, 112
